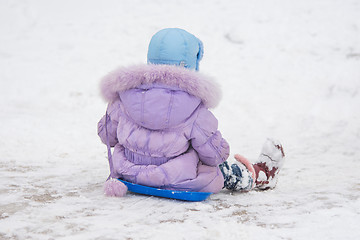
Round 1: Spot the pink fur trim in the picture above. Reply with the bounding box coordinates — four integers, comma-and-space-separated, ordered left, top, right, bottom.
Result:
104, 178, 128, 197
100, 64, 222, 109
234, 154, 256, 189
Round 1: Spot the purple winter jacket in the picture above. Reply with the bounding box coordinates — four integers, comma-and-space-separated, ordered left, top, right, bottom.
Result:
98, 64, 230, 193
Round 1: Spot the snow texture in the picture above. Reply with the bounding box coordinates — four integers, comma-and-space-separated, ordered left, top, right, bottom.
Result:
0, 0, 359, 239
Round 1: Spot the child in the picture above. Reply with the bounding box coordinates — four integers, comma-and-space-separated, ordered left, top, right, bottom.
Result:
97, 28, 285, 197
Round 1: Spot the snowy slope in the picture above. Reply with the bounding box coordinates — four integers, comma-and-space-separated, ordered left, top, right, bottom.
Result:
0, 0, 359, 239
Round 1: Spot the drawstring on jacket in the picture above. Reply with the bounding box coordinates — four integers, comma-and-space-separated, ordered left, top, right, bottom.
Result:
105, 111, 115, 180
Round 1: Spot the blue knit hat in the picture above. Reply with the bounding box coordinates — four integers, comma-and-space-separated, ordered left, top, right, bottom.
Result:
147, 28, 204, 71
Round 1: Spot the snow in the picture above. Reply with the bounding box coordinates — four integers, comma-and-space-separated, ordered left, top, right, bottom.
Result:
0, 0, 359, 239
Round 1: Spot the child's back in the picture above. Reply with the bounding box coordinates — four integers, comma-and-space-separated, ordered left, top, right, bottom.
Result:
98, 28, 230, 194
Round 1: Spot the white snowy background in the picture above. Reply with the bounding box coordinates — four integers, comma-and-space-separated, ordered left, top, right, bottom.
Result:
1, 0, 359, 239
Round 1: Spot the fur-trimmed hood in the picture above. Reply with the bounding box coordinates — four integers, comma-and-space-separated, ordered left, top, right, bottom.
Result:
100, 64, 222, 108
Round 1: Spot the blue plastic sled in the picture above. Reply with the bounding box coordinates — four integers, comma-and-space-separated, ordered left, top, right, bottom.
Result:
118, 179, 212, 202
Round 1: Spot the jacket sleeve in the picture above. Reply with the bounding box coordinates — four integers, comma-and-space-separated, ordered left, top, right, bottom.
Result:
97, 101, 120, 147
190, 107, 230, 167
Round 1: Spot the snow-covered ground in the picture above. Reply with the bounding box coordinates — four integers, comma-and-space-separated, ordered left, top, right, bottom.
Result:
1, 0, 359, 239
